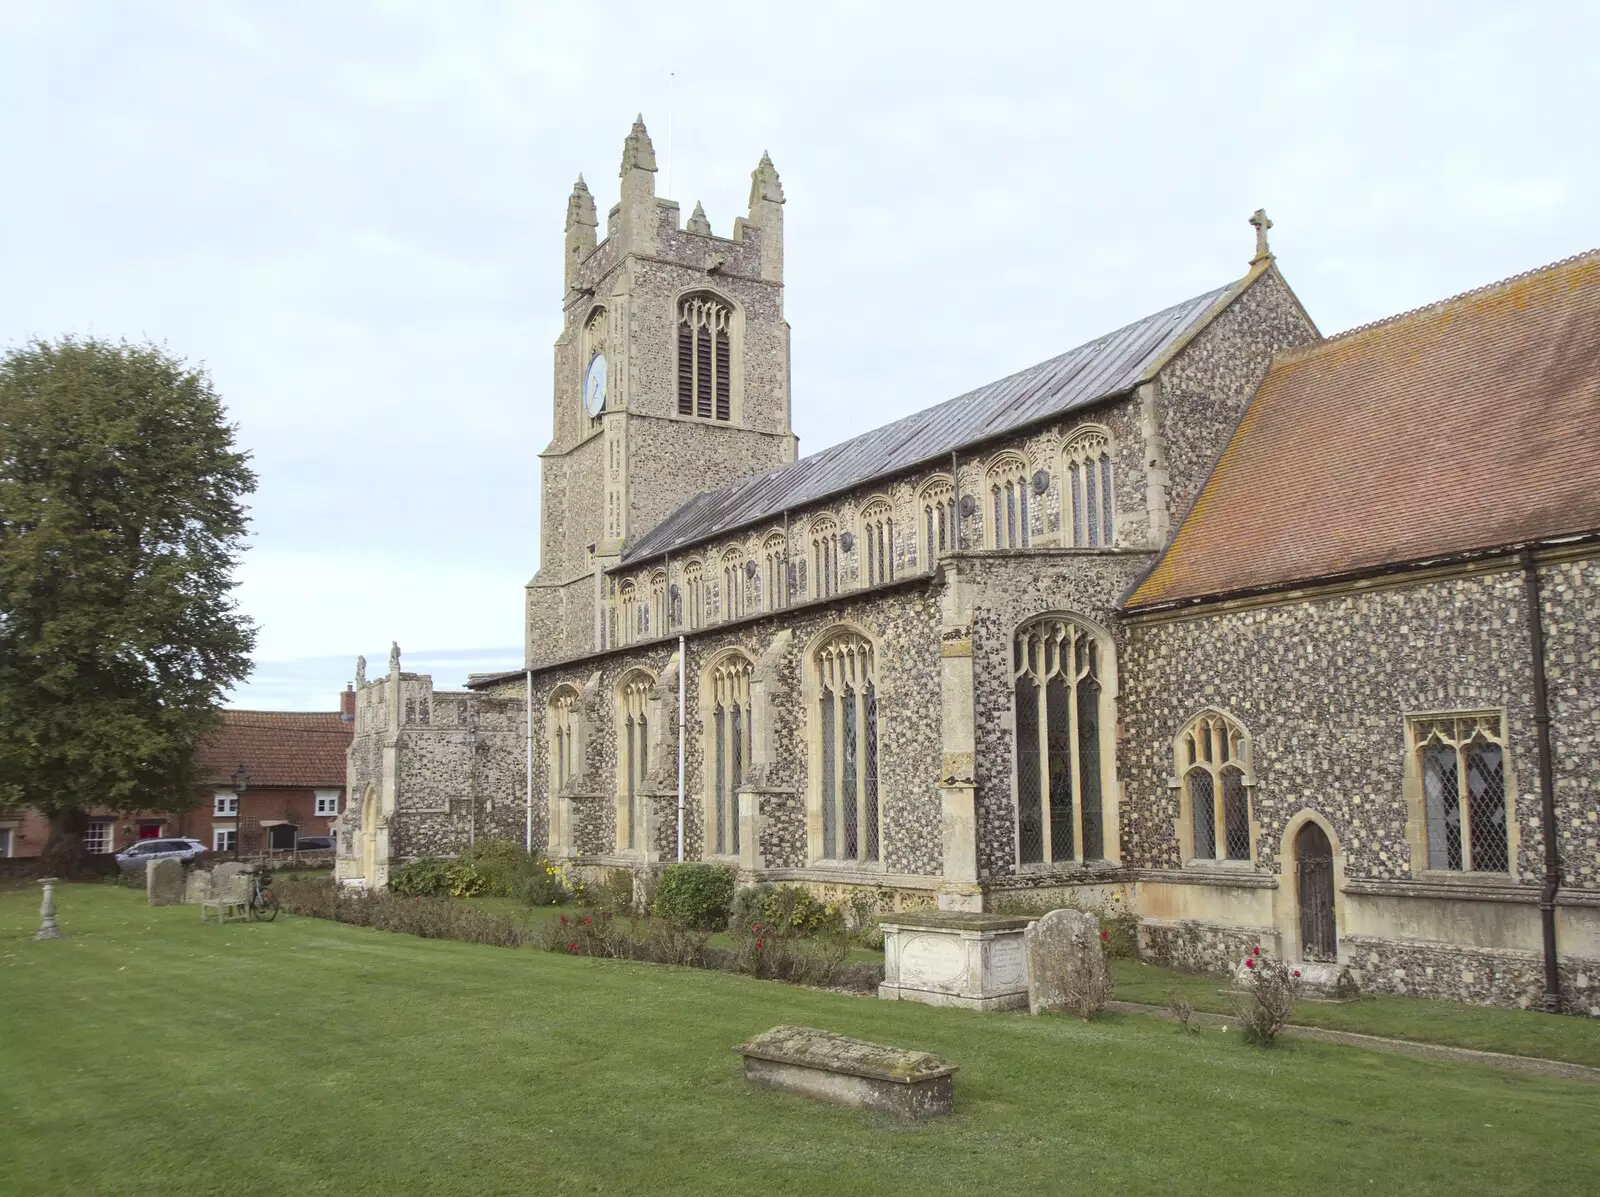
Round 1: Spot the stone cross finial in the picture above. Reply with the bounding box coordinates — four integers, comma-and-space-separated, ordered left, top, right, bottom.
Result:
355, 655, 366, 685
389, 641, 401, 674
1249, 208, 1274, 264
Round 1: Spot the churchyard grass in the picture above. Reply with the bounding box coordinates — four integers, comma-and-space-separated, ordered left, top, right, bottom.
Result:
4, 885, 1598, 1197
1111, 957, 1600, 1067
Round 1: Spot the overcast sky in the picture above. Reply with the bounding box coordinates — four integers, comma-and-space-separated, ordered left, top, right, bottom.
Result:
2, 1, 1593, 710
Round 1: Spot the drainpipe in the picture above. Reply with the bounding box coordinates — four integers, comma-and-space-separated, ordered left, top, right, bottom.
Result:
677, 635, 686, 862
524, 668, 534, 854
1520, 548, 1563, 1013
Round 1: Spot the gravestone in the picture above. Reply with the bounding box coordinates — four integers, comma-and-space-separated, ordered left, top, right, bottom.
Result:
735, 1026, 956, 1118
185, 868, 214, 905
1025, 908, 1108, 1015
878, 911, 1032, 1010
146, 858, 183, 906
212, 862, 253, 899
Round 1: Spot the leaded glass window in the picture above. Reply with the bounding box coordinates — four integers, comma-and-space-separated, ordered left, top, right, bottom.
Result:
862, 500, 894, 586
618, 674, 653, 853
815, 631, 879, 864
721, 549, 745, 621
1063, 430, 1114, 548
811, 519, 840, 598
549, 688, 579, 800
708, 655, 753, 857
1177, 710, 1253, 862
1013, 617, 1113, 865
987, 457, 1030, 550
919, 478, 955, 571
763, 534, 787, 611
1413, 713, 1509, 873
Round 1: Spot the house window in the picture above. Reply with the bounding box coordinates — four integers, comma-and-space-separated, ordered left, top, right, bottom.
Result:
987, 457, 1031, 550
1063, 429, 1114, 548
677, 294, 732, 420
813, 631, 879, 864
314, 791, 340, 818
919, 478, 956, 569
810, 519, 840, 598
1413, 712, 1510, 873
707, 654, 754, 856
617, 673, 653, 853
82, 820, 113, 854
1013, 616, 1114, 865
861, 500, 894, 586
1176, 711, 1253, 861
213, 791, 239, 817
213, 827, 237, 853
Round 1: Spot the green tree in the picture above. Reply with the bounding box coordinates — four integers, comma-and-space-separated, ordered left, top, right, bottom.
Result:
0, 338, 256, 874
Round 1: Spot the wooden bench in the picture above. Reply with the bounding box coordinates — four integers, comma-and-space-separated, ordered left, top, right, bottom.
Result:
734, 1026, 956, 1118
200, 896, 250, 924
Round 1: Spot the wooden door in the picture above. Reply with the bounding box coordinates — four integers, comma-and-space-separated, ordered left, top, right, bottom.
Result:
1296, 822, 1337, 961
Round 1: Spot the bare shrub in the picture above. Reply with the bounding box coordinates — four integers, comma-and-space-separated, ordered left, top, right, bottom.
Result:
1229, 945, 1304, 1045
1167, 988, 1198, 1033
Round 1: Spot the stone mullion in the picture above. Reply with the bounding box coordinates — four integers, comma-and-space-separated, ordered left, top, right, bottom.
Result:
853, 674, 868, 864
1067, 630, 1085, 865
1455, 739, 1476, 873
1210, 723, 1226, 862
1034, 667, 1051, 861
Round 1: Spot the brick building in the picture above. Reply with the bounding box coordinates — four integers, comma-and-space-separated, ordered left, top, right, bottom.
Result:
0, 693, 355, 860
338, 118, 1599, 1012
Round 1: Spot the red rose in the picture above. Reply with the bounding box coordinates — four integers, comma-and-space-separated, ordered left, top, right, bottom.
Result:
584, 917, 592, 925
1252, 945, 1260, 955
560, 915, 567, 924
567, 943, 576, 952
1100, 930, 1108, 941
1245, 958, 1255, 969
1293, 970, 1301, 978
756, 940, 763, 949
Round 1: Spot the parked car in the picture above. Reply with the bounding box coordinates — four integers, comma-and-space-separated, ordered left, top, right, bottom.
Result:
295, 835, 335, 853
115, 838, 208, 872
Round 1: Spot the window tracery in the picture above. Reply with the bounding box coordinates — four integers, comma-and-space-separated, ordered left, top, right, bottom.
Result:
1063, 430, 1115, 548
861, 499, 895, 587
706, 654, 754, 857
616, 673, 653, 853
763, 533, 788, 611
721, 548, 746, 621
812, 631, 879, 864
810, 518, 840, 599
919, 478, 956, 571
1411, 712, 1510, 873
987, 456, 1031, 550
1176, 711, 1253, 862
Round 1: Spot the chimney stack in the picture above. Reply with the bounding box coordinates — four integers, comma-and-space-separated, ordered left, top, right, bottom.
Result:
340, 684, 355, 723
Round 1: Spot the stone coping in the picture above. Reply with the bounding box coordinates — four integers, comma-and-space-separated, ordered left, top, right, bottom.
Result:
735, 1026, 956, 1084
879, 911, 1033, 933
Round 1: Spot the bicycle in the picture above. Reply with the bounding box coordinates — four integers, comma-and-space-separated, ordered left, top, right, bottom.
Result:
248, 869, 280, 922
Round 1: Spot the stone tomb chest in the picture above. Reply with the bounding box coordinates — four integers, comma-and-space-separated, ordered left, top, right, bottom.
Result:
878, 911, 1032, 1011
736, 1026, 956, 1118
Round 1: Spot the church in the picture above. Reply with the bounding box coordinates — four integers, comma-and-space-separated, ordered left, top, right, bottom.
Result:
339, 117, 1600, 1014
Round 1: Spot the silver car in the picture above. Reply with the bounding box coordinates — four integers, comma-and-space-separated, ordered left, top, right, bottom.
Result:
115, 837, 208, 872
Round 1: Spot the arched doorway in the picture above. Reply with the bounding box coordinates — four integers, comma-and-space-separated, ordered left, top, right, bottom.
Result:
360, 784, 379, 883
1296, 822, 1337, 961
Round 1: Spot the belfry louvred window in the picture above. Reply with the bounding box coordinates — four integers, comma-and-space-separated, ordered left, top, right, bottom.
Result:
1013, 616, 1109, 866
678, 294, 732, 420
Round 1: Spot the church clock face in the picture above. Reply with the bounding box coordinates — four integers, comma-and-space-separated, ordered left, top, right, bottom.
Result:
583, 352, 608, 417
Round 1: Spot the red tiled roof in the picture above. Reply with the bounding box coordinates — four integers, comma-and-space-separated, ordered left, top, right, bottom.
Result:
195, 710, 352, 789
1126, 250, 1600, 610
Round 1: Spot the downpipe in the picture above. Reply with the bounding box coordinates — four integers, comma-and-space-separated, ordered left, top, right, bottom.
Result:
677, 635, 686, 863
1520, 548, 1563, 1014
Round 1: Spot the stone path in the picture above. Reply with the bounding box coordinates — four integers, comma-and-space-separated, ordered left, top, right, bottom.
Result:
1106, 1000, 1600, 1084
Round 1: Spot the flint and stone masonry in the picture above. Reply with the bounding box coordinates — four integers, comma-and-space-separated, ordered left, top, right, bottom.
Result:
337, 120, 1600, 1014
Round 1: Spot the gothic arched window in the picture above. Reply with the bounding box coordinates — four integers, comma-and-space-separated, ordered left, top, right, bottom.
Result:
617, 672, 653, 854
549, 686, 580, 797
677, 293, 732, 421
812, 630, 879, 864
1063, 429, 1115, 548
810, 518, 840, 599
1013, 616, 1115, 865
763, 533, 788, 611
919, 477, 955, 571
648, 571, 666, 636
861, 499, 894, 587
1176, 711, 1254, 862
987, 455, 1031, 550
1411, 712, 1510, 873
721, 548, 746, 621
706, 653, 754, 857
682, 562, 704, 631
617, 579, 638, 647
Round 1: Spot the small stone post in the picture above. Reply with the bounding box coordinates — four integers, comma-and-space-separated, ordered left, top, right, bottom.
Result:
34, 877, 64, 940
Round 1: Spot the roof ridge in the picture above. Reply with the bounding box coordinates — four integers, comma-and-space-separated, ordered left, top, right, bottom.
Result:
1278, 248, 1600, 362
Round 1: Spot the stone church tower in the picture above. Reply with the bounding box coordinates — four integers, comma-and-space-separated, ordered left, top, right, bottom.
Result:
527, 117, 797, 666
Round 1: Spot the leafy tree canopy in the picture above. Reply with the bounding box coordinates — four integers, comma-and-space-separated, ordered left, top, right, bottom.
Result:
0, 338, 256, 859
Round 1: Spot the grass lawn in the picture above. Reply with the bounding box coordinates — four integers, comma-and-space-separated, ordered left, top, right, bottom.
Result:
3, 886, 1597, 1197
1110, 958, 1600, 1068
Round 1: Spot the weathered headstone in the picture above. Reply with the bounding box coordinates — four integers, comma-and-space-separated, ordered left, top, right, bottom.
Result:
735, 1026, 956, 1118
185, 868, 214, 905
1025, 908, 1108, 1015
146, 858, 183, 906
212, 862, 253, 900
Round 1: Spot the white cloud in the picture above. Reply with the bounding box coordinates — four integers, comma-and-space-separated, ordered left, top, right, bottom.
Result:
2, 0, 1595, 708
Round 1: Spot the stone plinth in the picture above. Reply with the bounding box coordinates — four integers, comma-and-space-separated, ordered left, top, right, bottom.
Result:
879, 911, 1032, 1010
735, 1025, 955, 1119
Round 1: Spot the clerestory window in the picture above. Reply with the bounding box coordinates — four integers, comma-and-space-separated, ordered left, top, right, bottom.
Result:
861, 500, 894, 586
1063, 430, 1115, 548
